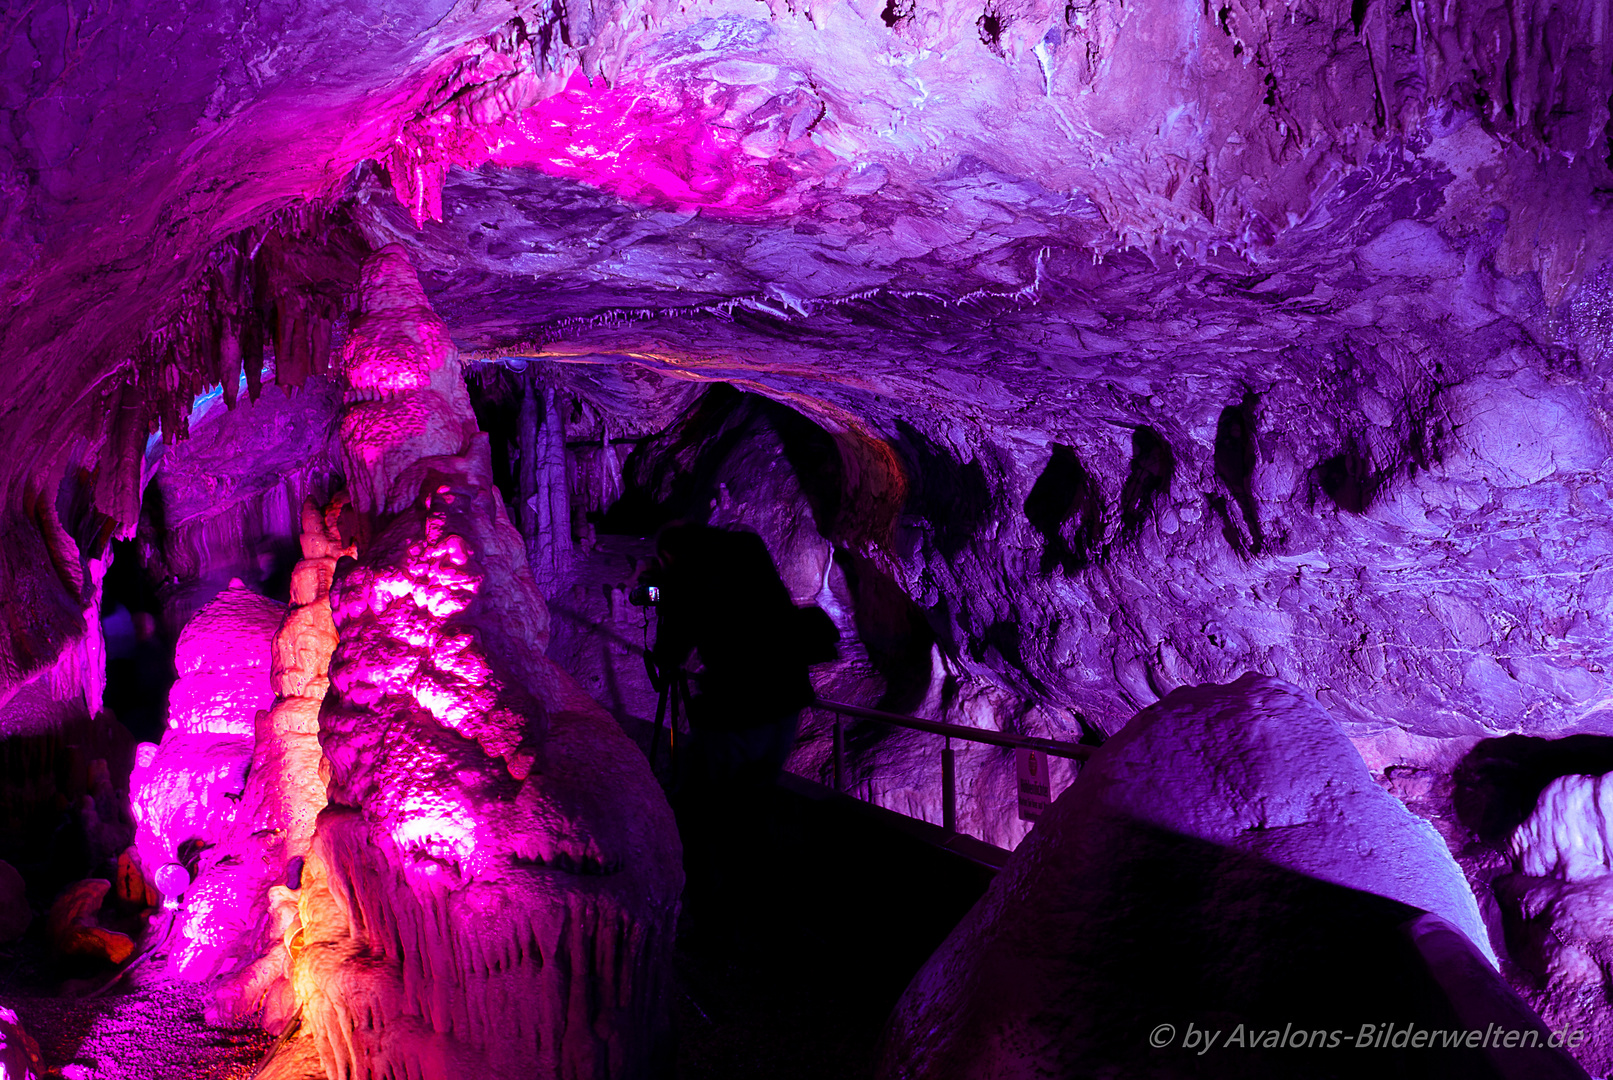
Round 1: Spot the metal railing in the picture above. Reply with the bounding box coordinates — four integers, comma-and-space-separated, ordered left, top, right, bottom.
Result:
650, 670, 1095, 837
810, 696, 1095, 835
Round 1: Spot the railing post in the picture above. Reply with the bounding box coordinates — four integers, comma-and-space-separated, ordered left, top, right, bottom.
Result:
832, 712, 845, 794
941, 737, 957, 836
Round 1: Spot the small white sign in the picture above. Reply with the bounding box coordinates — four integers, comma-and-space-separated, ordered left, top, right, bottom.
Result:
1017, 748, 1050, 822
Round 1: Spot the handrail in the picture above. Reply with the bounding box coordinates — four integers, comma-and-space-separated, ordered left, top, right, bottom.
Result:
809, 696, 1095, 761
807, 694, 1095, 837
652, 667, 1097, 840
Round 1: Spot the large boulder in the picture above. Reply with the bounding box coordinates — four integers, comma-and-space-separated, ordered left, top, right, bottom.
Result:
879, 675, 1581, 1079
1496, 771, 1613, 1075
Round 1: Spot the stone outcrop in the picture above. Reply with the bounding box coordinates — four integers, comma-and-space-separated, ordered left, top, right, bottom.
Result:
46, 879, 134, 965
1496, 772, 1613, 1075
878, 676, 1561, 1078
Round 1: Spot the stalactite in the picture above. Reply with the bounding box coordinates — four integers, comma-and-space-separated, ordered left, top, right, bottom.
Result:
518, 374, 541, 546
598, 422, 623, 515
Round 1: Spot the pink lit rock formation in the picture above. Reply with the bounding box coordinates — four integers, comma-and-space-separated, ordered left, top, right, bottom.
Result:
275, 245, 681, 1078
128, 579, 284, 978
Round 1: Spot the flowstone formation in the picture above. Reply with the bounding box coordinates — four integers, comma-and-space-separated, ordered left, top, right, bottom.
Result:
277, 245, 681, 1078
128, 579, 284, 978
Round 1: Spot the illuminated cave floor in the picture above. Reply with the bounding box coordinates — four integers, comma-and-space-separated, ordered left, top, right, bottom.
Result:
0, 781, 988, 1079
0, 951, 274, 1079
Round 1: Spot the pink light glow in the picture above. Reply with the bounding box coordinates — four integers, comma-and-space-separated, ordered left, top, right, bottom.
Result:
397, 71, 840, 222
390, 791, 479, 871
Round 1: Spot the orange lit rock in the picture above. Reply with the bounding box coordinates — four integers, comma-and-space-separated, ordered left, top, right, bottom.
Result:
113, 847, 154, 907
47, 879, 135, 965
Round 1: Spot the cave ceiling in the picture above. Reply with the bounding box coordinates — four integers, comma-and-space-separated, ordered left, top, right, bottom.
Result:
4, 0, 1608, 455
3, 0, 1613, 736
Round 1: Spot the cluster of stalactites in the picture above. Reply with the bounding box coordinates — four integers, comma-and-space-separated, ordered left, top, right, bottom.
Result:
381, 10, 651, 227
93, 206, 368, 534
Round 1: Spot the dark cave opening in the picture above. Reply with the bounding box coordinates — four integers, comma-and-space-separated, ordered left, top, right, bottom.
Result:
1212, 391, 1263, 556
1118, 425, 1175, 541
99, 537, 174, 746
1024, 443, 1104, 575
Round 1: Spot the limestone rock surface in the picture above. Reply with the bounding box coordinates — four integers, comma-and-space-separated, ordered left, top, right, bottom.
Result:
879, 675, 1538, 1079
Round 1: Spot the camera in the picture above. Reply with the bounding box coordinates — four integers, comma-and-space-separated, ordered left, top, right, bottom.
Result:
629, 584, 662, 607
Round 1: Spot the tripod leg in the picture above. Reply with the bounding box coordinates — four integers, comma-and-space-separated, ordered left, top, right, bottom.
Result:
650, 682, 669, 772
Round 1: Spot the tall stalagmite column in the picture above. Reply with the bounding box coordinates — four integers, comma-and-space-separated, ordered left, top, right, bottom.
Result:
212, 495, 353, 1029
284, 245, 681, 1079
523, 375, 572, 595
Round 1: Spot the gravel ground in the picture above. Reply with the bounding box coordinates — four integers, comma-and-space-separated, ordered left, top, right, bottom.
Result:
0, 945, 273, 1080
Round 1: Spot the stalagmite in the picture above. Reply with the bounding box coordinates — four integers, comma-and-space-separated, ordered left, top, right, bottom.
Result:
128, 580, 284, 979
528, 383, 573, 594
275, 244, 680, 1079
212, 495, 354, 1028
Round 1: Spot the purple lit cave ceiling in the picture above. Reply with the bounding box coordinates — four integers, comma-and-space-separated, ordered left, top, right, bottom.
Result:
2, 0, 1613, 1078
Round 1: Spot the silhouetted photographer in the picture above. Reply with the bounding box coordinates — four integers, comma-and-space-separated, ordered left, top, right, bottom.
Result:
636, 523, 838, 948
